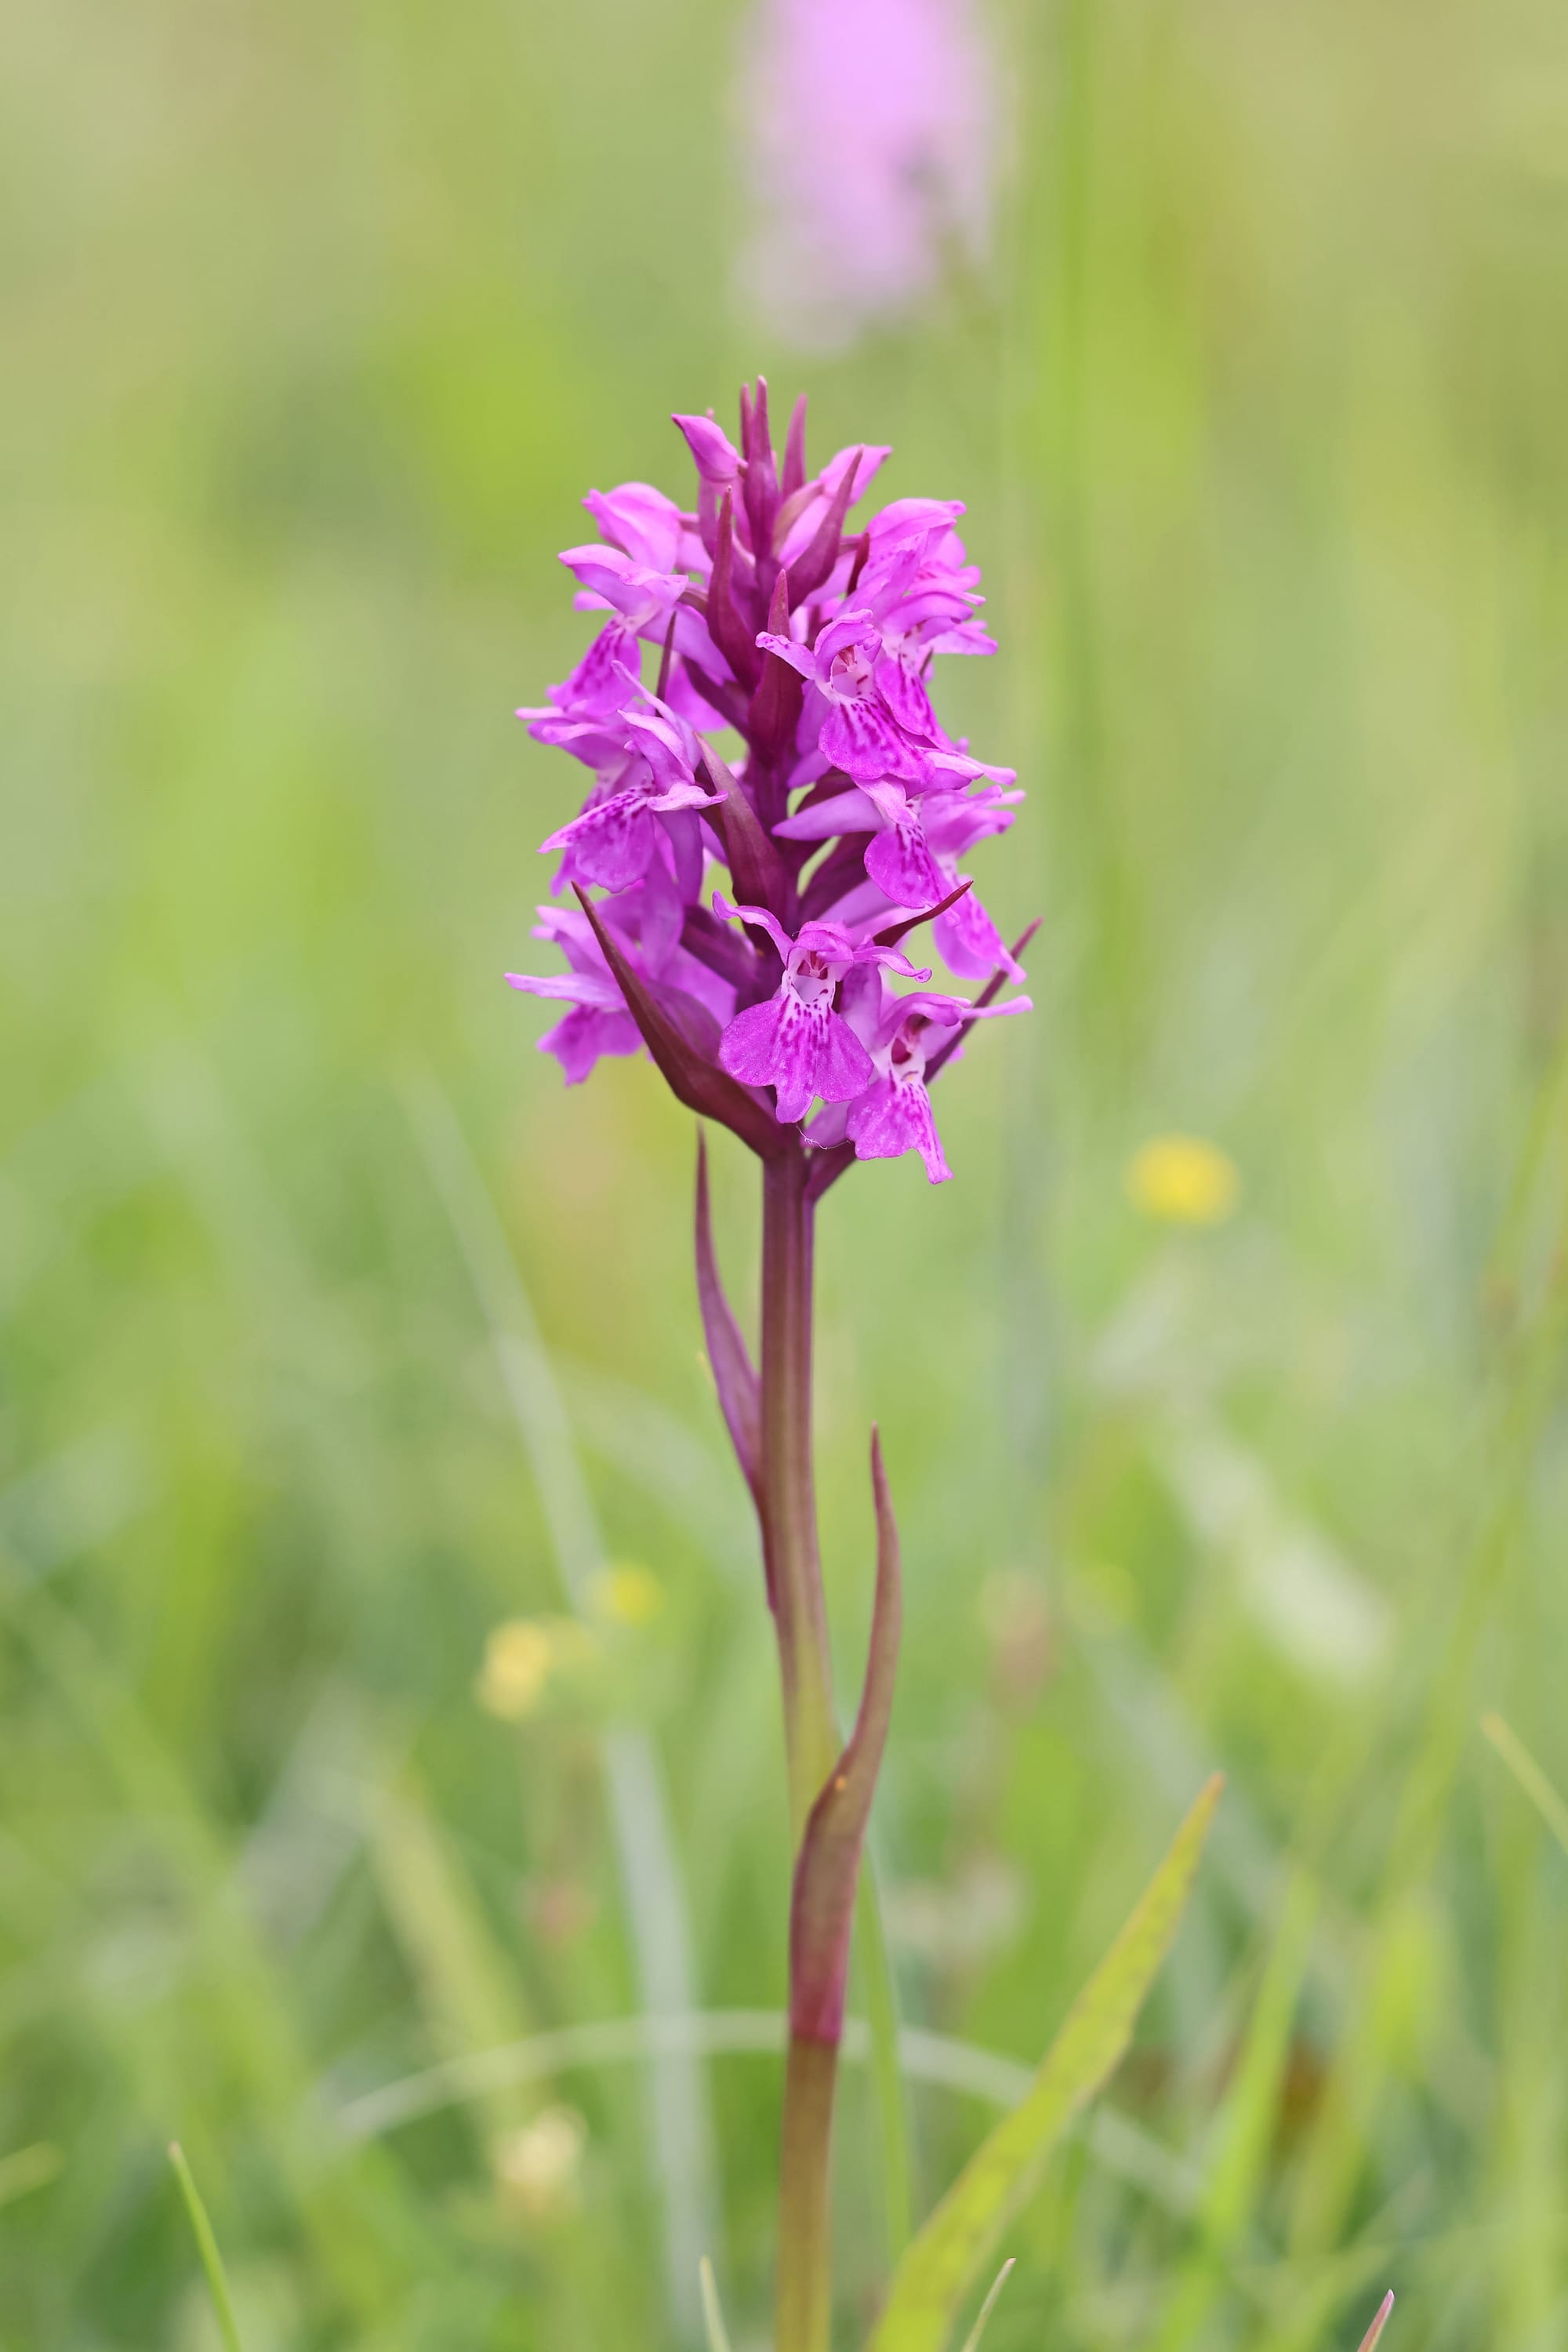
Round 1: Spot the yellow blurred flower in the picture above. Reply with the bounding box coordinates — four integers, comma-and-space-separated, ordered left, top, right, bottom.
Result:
475, 1617, 595, 1720
494, 2104, 587, 2222
588, 1563, 666, 1627
1124, 1134, 1240, 1225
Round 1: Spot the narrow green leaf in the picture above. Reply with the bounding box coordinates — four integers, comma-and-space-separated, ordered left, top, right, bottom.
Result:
169, 2142, 245, 2352
403, 1071, 719, 2337
1481, 1711, 1568, 1858
1153, 1868, 1317, 2352
956, 2259, 1014, 2352
869, 1774, 1223, 2352
699, 2256, 735, 2352
858, 1857, 915, 2261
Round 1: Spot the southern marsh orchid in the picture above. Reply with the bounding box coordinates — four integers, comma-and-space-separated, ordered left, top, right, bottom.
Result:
510, 383, 1033, 2352
736, 0, 998, 349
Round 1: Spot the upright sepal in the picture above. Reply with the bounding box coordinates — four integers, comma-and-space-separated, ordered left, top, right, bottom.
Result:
781, 394, 808, 503
572, 885, 791, 1160
788, 448, 864, 606
711, 494, 764, 691
695, 1134, 764, 1514
749, 568, 805, 764
788, 1431, 902, 2045
701, 744, 793, 926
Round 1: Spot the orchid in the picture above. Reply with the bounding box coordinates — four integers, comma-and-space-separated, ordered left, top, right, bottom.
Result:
808, 973, 1032, 1183
713, 895, 932, 1124
736, 0, 998, 349
509, 382, 1037, 2352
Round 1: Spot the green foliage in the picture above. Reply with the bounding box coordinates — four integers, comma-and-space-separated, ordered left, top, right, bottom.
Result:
169, 2143, 245, 2352
870, 1779, 1220, 2352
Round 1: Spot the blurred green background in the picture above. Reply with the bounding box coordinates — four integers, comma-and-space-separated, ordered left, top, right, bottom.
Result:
3, 0, 1567, 2347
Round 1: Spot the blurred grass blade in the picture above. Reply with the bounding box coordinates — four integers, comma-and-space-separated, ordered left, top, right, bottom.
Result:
869, 1775, 1223, 2352
368, 1772, 538, 2144
169, 2143, 244, 2352
956, 2258, 1014, 2352
1480, 1713, 1568, 1858
0, 2141, 63, 2209
699, 2255, 735, 2352
1356, 2290, 1395, 2351
858, 1856, 914, 2259
1154, 1869, 1319, 2352
402, 1068, 718, 2334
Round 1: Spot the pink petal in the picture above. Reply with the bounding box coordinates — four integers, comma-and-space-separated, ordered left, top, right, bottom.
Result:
543, 792, 657, 892
583, 482, 685, 573
935, 885, 1023, 981
804, 1001, 877, 1112
755, 630, 816, 681
866, 818, 947, 909
539, 1005, 643, 1083
822, 696, 922, 784
718, 996, 789, 1088
847, 1074, 952, 1181
873, 655, 938, 739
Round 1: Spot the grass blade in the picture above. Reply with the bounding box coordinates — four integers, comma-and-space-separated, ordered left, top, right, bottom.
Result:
868, 1774, 1223, 2352
1480, 1712, 1568, 1859
699, 2255, 735, 2352
0, 2141, 63, 2209
956, 2258, 1015, 2352
858, 1856, 915, 2259
169, 2142, 244, 2352
402, 1069, 719, 2334
1154, 1869, 1319, 2352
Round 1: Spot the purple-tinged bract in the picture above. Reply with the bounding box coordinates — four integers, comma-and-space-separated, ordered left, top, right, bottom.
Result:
510, 383, 1032, 1181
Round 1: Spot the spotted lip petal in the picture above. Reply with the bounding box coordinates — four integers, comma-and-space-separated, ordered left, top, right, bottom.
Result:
821, 695, 926, 785
720, 991, 874, 1127
847, 1074, 953, 1183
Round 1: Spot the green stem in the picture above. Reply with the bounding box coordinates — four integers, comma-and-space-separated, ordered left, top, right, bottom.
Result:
776, 2034, 838, 2352
761, 1147, 842, 2352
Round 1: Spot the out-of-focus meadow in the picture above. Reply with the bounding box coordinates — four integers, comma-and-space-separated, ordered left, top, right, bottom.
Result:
3, 1, 1567, 2347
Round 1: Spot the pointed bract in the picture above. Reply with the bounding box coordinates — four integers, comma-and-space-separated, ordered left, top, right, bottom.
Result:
695, 1134, 764, 1515
789, 1430, 903, 2044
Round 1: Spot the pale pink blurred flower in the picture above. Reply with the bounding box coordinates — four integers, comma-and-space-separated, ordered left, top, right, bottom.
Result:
737, 0, 997, 347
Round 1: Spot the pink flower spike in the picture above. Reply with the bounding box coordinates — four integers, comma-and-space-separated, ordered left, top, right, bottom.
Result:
514, 376, 1032, 1177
